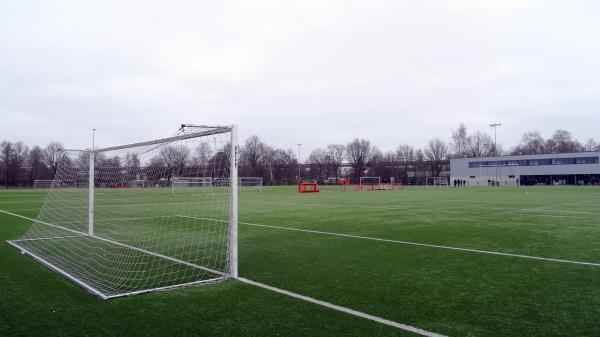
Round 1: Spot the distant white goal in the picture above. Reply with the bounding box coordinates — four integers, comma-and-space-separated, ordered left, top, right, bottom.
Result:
171, 177, 222, 195
359, 176, 381, 190
33, 180, 56, 189
432, 177, 449, 187
239, 177, 263, 194
131, 179, 147, 188
8, 124, 239, 299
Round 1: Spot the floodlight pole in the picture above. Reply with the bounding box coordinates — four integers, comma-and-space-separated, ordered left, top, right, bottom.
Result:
297, 144, 302, 183
490, 123, 501, 186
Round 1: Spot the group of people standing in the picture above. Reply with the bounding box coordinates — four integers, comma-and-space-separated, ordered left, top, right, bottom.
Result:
453, 179, 467, 187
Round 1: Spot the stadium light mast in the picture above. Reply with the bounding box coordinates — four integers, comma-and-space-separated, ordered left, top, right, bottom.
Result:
297, 143, 302, 183
489, 123, 501, 186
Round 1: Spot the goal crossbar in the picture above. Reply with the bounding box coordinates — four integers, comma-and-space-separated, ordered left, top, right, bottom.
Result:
92, 126, 233, 153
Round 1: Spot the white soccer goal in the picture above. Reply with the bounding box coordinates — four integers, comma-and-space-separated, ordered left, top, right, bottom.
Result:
238, 177, 263, 194
171, 177, 219, 195
33, 180, 57, 189
130, 179, 147, 188
8, 125, 239, 299
359, 176, 381, 190
432, 177, 449, 187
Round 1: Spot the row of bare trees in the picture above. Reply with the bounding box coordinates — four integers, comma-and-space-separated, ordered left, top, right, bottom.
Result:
1, 125, 598, 187
0, 141, 64, 187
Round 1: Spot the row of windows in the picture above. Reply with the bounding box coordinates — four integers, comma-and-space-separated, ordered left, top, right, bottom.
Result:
468, 156, 599, 168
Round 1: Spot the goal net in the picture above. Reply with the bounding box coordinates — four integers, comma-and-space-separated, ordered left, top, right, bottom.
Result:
8, 125, 239, 299
239, 177, 263, 194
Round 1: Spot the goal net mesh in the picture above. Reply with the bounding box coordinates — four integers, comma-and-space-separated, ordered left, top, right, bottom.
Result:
8, 126, 236, 299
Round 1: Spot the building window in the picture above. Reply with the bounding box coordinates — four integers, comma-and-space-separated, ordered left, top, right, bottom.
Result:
467, 156, 599, 168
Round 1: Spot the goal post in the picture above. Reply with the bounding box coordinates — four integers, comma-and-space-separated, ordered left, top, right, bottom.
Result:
8, 124, 239, 299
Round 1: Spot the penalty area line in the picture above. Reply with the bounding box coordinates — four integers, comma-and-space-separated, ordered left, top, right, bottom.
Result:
237, 277, 447, 337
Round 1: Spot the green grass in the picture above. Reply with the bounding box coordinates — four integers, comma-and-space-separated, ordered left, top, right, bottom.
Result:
2, 186, 600, 336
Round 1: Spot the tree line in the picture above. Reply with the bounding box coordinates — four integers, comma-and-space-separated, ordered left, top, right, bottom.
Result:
1, 124, 598, 187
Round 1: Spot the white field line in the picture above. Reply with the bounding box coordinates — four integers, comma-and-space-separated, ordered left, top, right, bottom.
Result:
175, 214, 600, 268
6, 240, 108, 299
237, 277, 446, 337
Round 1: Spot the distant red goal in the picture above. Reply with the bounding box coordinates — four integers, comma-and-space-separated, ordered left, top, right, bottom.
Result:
298, 180, 320, 193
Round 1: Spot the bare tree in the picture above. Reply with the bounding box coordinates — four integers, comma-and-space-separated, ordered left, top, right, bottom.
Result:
43, 142, 65, 177
27, 145, 48, 185
346, 138, 378, 181
584, 138, 597, 152
239, 136, 269, 178
545, 129, 582, 153
425, 138, 449, 177
308, 148, 328, 181
466, 132, 492, 157
192, 143, 213, 166
0, 141, 14, 187
149, 145, 190, 180
395, 144, 415, 184
450, 123, 469, 158
511, 131, 545, 155
325, 144, 345, 183
12, 141, 29, 186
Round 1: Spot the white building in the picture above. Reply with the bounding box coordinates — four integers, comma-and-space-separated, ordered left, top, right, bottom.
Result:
450, 152, 600, 186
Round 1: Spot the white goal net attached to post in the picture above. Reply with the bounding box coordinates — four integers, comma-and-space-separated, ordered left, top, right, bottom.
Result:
8, 125, 239, 299
238, 177, 263, 194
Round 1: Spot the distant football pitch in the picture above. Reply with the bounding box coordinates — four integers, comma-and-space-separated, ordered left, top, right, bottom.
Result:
2, 185, 600, 336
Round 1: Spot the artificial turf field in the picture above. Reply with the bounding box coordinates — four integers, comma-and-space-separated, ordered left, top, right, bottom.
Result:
1, 185, 600, 336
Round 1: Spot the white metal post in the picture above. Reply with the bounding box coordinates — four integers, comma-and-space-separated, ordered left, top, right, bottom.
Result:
297, 144, 302, 183
88, 151, 95, 236
229, 125, 238, 278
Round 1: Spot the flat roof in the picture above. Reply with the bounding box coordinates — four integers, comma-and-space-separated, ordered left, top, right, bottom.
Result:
451, 151, 600, 162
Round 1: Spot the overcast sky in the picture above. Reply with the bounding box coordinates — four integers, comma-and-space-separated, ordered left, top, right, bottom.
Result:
1, 0, 599, 158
